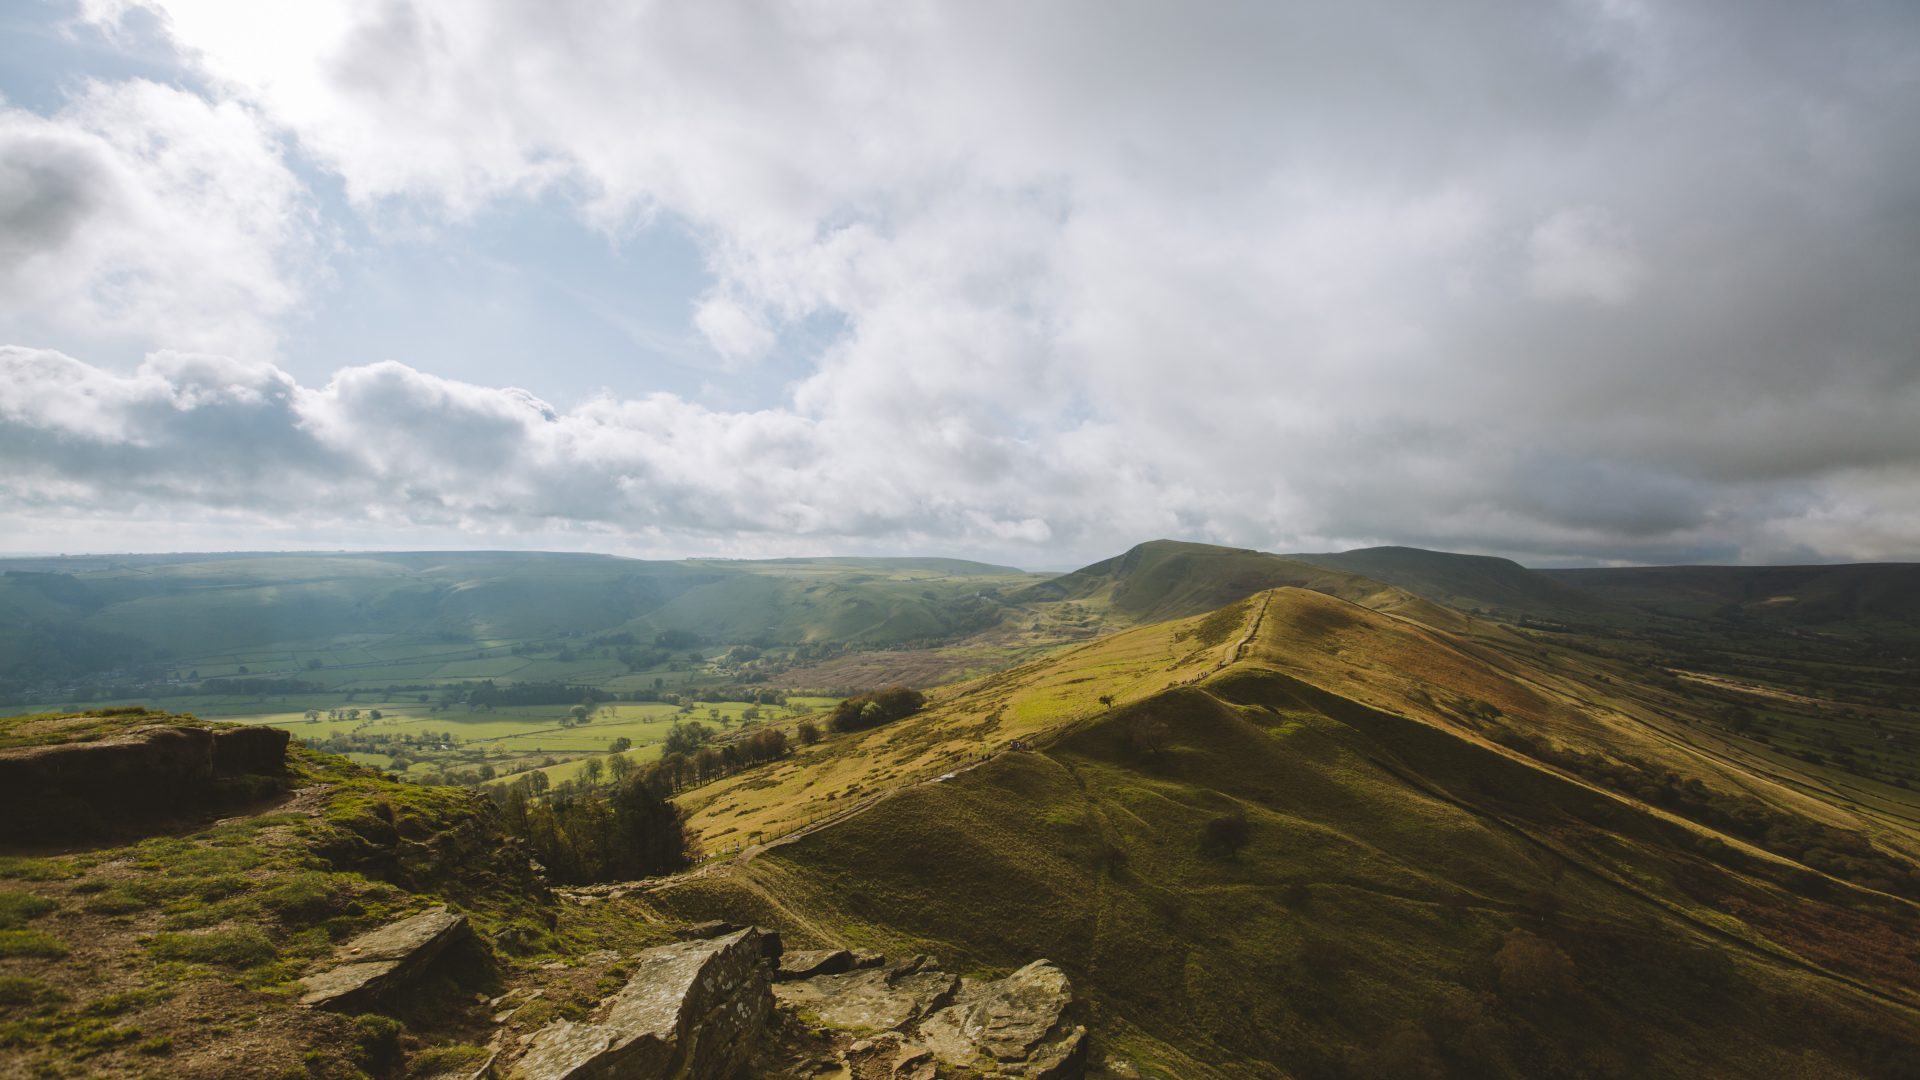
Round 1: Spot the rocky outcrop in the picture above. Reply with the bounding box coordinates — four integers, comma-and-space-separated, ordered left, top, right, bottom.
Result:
915, 961, 1087, 1078
775, 955, 1086, 1079
773, 955, 960, 1033
299, 906, 474, 1010
508, 927, 771, 1079
211, 724, 290, 777
775, 947, 854, 981
0, 722, 289, 840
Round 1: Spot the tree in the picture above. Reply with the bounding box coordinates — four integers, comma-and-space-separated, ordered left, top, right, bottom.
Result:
608, 736, 633, 753
581, 757, 605, 785
568, 705, 589, 725
797, 720, 821, 745
828, 686, 927, 734
1128, 716, 1173, 760
663, 721, 712, 756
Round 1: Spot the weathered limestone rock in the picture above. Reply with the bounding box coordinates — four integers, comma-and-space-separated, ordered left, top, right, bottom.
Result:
775, 948, 854, 982
509, 927, 770, 1079
0, 721, 289, 840
914, 960, 1087, 1079
842, 1032, 937, 1080
299, 905, 473, 1010
773, 959, 960, 1033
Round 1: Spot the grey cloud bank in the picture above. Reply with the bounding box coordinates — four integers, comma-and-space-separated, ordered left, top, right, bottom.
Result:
1, 0, 1917, 567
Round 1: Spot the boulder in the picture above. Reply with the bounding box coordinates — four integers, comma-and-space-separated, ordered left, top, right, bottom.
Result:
299, 906, 473, 1010
509, 927, 771, 1079
914, 960, 1087, 1079
775, 948, 854, 982
773, 961, 960, 1033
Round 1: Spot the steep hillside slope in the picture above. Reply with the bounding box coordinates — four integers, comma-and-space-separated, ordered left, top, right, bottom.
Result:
659, 588, 1920, 1077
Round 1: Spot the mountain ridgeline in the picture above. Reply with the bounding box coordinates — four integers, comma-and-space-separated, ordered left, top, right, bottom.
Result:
3, 540, 1920, 1077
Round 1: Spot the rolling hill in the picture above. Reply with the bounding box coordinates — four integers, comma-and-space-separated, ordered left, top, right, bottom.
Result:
1291, 545, 1622, 625
1545, 562, 1920, 641
1010, 539, 1461, 630
655, 586, 1920, 1077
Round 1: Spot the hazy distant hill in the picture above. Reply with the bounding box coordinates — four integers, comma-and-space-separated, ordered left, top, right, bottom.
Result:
1544, 562, 1920, 640
1292, 545, 1621, 623
0, 551, 1044, 688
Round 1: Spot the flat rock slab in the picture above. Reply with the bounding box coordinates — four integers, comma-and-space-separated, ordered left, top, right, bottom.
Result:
509, 927, 770, 1079
774, 964, 960, 1033
776, 948, 854, 982
915, 960, 1086, 1079
674, 919, 740, 940
300, 905, 471, 1010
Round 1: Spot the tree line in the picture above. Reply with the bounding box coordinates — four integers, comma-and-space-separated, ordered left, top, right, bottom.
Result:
828, 686, 927, 733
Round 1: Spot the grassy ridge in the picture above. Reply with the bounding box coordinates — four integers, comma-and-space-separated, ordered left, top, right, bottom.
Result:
1011, 540, 1460, 630
1290, 545, 1621, 623
657, 588, 1920, 1077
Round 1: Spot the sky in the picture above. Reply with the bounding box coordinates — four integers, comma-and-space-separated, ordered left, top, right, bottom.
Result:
1, 1, 1918, 569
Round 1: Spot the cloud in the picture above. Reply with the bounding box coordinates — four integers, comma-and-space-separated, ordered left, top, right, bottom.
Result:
1526, 207, 1643, 306
11, 0, 1919, 565
0, 78, 311, 357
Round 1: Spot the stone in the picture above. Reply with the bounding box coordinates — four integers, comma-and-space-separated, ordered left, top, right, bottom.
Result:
673, 919, 741, 940
775, 948, 855, 982
914, 960, 1087, 1078
850, 951, 887, 970
841, 1031, 937, 1080
773, 961, 960, 1033
299, 906, 473, 1010
508, 927, 771, 1079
